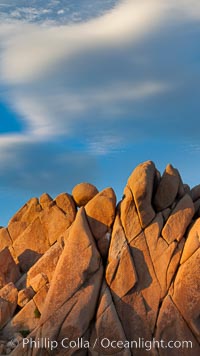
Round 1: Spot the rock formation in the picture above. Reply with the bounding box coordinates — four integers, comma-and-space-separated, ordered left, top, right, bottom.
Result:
0, 161, 199, 355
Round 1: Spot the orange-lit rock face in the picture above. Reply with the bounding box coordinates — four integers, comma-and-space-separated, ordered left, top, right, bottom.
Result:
0, 161, 199, 355
72, 182, 98, 207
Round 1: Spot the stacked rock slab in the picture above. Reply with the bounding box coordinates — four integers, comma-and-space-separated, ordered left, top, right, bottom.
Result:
0, 161, 199, 355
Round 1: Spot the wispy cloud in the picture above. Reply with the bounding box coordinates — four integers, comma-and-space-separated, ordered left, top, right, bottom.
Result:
0, 0, 171, 151
0, 0, 165, 84
0, 0, 200, 196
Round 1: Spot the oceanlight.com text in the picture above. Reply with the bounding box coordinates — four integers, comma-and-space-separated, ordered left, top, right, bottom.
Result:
22, 337, 193, 352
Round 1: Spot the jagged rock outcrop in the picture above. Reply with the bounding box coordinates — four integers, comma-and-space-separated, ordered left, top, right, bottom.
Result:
0, 161, 199, 355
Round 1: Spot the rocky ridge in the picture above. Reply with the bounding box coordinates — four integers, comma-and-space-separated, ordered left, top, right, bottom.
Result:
0, 161, 199, 355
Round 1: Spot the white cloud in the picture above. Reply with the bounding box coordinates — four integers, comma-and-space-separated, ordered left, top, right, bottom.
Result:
0, 0, 200, 160
0, 0, 172, 153
57, 9, 64, 15
0, 0, 165, 84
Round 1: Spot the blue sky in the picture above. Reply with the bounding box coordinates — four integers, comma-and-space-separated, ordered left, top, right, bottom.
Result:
0, 0, 200, 226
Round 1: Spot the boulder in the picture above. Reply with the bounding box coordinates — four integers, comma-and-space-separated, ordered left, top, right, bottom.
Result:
183, 183, 191, 195
191, 184, 200, 201
90, 281, 131, 355
154, 164, 180, 211
39, 193, 53, 209
166, 238, 185, 291
72, 182, 98, 206
172, 248, 200, 341
29, 208, 103, 352
29, 273, 48, 293
0, 227, 12, 252
7, 221, 28, 244
161, 207, 171, 222
194, 199, 200, 215
0, 248, 20, 289
162, 194, 194, 244
39, 205, 70, 245
0, 283, 18, 329
12, 217, 50, 272
55, 192, 76, 224
17, 287, 35, 308
106, 243, 137, 299
129, 232, 161, 333
107, 213, 127, 259
33, 284, 49, 315
156, 295, 199, 356
181, 219, 200, 264
1, 160, 200, 354
26, 242, 63, 287
85, 188, 116, 258
177, 175, 185, 199
15, 274, 27, 291
127, 160, 156, 228
120, 186, 142, 243
8, 198, 42, 241
1, 299, 40, 339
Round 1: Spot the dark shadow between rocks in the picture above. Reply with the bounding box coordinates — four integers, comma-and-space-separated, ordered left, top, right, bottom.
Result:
129, 246, 152, 292
18, 249, 42, 273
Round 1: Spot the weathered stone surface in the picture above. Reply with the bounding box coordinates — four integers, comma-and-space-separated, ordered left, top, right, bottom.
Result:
8, 198, 42, 242
55, 193, 76, 225
181, 218, 200, 264
172, 248, 200, 341
0, 343, 5, 354
17, 287, 35, 308
33, 284, 49, 315
13, 217, 50, 272
29, 273, 48, 293
7, 221, 28, 243
120, 186, 142, 243
183, 183, 191, 195
156, 295, 200, 356
19, 198, 42, 225
191, 184, 200, 201
2, 299, 40, 339
128, 160, 156, 228
72, 182, 98, 206
8, 246, 18, 264
106, 225, 161, 350
106, 243, 137, 299
162, 194, 195, 244
0, 248, 20, 289
90, 281, 131, 355
161, 207, 171, 222
9, 198, 41, 223
154, 164, 180, 211
194, 198, 200, 216
145, 213, 164, 254
0, 228, 12, 252
8, 203, 27, 225
85, 188, 116, 257
1, 161, 200, 354
177, 175, 185, 199
145, 213, 185, 297
6, 333, 23, 353
39, 193, 53, 209
0, 283, 18, 329
39, 205, 69, 245
129, 232, 161, 333
31, 208, 103, 351
26, 242, 63, 287
15, 274, 27, 291
108, 213, 127, 259
166, 238, 185, 291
